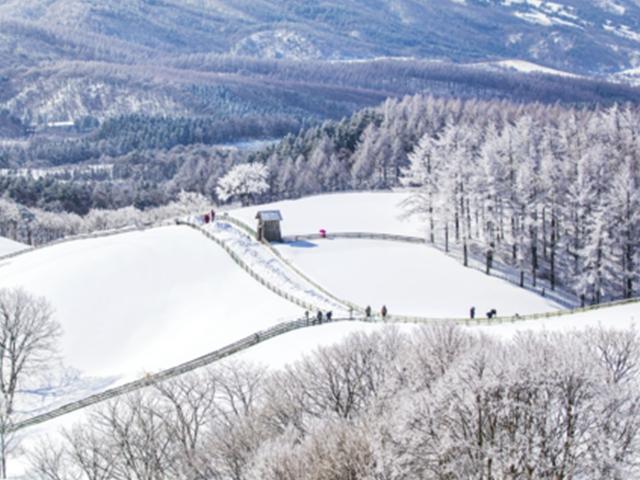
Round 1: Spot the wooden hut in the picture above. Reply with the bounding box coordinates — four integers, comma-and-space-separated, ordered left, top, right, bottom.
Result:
256, 210, 283, 242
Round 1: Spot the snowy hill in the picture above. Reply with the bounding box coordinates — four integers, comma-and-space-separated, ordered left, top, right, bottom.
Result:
0, 236, 28, 256
0, 226, 301, 380
275, 239, 559, 318
2, 190, 639, 477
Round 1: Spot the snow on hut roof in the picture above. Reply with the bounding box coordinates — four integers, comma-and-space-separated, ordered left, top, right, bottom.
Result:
256, 210, 283, 221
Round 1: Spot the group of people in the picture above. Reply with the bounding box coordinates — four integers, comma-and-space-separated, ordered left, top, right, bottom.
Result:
469, 306, 498, 319
305, 310, 334, 325
365, 305, 388, 319
304, 305, 389, 323
202, 209, 216, 224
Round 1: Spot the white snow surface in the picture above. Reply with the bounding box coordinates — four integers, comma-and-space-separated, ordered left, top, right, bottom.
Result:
274, 238, 560, 318
0, 225, 301, 381
0, 236, 28, 256
230, 191, 423, 236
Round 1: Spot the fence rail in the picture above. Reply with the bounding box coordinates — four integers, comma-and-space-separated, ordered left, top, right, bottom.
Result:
14, 290, 640, 432
223, 215, 362, 313
11, 316, 352, 432
0, 222, 164, 264
176, 220, 325, 312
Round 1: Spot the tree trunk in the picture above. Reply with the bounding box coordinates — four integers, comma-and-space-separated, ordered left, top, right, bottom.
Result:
486, 248, 493, 275
445, 223, 449, 253
429, 204, 435, 244
463, 241, 468, 267
1, 430, 6, 479
550, 214, 557, 291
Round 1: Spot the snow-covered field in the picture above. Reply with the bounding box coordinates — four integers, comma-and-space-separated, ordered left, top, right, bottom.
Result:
230, 191, 423, 236
275, 238, 560, 317
0, 236, 28, 256
0, 226, 301, 383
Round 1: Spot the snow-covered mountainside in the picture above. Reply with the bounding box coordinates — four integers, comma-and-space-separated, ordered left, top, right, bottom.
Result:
1, 0, 640, 74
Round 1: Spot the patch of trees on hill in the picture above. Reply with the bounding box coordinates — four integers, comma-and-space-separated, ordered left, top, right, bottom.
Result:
246, 95, 640, 303
27, 325, 640, 479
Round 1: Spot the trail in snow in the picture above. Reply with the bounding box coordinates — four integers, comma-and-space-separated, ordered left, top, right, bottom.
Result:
203, 219, 349, 315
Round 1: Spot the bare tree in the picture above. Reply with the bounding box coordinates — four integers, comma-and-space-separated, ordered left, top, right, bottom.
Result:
27, 437, 78, 480
0, 288, 61, 478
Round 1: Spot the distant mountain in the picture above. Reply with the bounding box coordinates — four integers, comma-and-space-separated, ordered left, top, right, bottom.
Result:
2, 0, 640, 74
1, 0, 640, 140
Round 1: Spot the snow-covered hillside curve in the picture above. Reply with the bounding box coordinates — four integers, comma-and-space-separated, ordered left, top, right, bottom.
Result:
0, 225, 302, 382
0, 236, 28, 256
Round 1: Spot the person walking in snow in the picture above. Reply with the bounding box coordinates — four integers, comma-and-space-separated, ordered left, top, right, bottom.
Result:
316, 310, 323, 324
304, 310, 310, 324
211, 209, 216, 222
365, 305, 372, 318
326, 311, 333, 321
470, 306, 476, 319
381, 305, 388, 319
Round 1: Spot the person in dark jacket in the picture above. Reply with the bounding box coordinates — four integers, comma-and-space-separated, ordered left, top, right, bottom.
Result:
365, 305, 372, 318
470, 306, 476, 319
381, 305, 388, 319
326, 311, 333, 321
316, 311, 323, 324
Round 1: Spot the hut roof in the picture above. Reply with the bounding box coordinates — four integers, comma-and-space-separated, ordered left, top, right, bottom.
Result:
256, 210, 283, 222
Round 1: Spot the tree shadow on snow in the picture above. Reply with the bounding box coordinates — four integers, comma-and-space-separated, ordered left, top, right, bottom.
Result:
285, 240, 318, 249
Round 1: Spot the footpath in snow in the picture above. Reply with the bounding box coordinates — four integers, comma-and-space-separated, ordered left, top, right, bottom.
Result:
201, 219, 351, 315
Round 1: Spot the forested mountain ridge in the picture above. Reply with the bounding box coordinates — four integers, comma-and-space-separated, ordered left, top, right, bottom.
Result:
2, 0, 640, 142
2, 0, 640, 74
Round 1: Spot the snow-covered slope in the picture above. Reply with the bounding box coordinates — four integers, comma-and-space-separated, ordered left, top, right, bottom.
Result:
275, 238, 560, 318
230, 191, 421, 237
0, 236, 28, 256
472, 59, 579, 78
0, 225, 301, 381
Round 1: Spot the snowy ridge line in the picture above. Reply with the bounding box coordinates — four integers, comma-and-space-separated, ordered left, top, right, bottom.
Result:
221, 215, 363, 313
285, 232, 577, 309
176, 221, 334, 312
0, 222, 162, 264
11, 316, 364, 433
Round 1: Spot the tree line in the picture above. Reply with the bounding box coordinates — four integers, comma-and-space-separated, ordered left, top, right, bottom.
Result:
27, 325, 640, 479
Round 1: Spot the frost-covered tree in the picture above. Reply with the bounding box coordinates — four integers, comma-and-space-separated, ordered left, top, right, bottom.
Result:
216, 163, 270, 206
